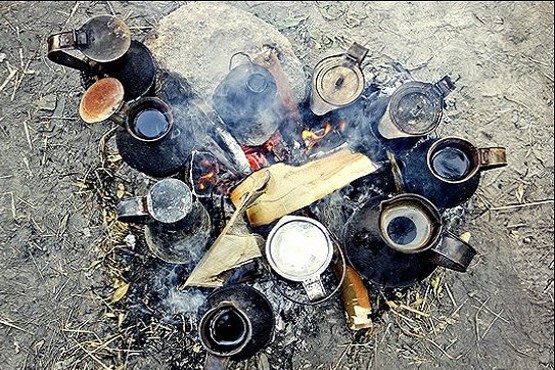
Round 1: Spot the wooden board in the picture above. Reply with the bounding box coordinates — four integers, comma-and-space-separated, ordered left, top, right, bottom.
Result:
230, 149, 379, 226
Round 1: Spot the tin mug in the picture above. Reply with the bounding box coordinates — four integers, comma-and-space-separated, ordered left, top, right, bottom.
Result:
116, 178, 211, 264
377, 76, 455, 139
198, 285, 275, 370
47, 15, 131, 73
79, 77, 173, 143
265, 216, 335, 302
344, 193, 477, 288
399, 137, 507, 208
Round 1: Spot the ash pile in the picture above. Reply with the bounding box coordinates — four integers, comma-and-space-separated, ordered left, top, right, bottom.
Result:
47, 8, 507, 370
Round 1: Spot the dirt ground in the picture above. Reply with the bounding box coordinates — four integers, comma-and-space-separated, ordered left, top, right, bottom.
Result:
0, 1, 553, 370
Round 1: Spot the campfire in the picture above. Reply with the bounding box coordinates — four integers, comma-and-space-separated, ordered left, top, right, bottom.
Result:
47, 12, 508, 369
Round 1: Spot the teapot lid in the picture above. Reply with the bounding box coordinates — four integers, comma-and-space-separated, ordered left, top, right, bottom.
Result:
266, 216, 333, 282
310, 43, 368, 115
213, 62, 279, 145
313, 56, 364, 107
213, 63, 277, 121
147, 179, 193, 224
77, 15, 131, 62
388, 78, 454, 136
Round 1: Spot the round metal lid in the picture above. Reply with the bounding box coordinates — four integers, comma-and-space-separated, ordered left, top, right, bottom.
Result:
79, 77, 124, 123
79, 15, 131, 62
266, 216, 333, 282
389, 81, 444, 135
146, 179, 193, 224
314, 55, 364, 107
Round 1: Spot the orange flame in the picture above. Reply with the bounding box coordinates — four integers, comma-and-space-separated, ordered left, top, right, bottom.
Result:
302, 122, 332, 141
339, 120, 346, 132
200, 171, 215, 180
197, 171, 216, 191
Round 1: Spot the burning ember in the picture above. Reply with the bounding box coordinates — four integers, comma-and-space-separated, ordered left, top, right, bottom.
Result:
241, 131, 286, 171
191, 151, 221, 197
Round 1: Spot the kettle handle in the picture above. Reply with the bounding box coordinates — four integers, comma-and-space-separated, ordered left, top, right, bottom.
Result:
478, 147, 507, 171
228, 51, 252, 71
429, 233, 477, 272
434, 75, 456, 97
116, 196, 150, 223
47, 31, 96, 72
204, 354, 230, 370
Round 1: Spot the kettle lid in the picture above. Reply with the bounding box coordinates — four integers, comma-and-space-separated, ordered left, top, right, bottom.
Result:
78, 15, 131, 63
388, 81, 445, 135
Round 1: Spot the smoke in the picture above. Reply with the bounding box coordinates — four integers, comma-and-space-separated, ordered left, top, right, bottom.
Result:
149, 264, 206, 321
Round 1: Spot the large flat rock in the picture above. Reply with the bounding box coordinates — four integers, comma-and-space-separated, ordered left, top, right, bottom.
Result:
147, 2, 306, 102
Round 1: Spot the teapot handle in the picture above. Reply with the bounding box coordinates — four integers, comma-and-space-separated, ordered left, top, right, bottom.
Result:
228, 51, 252, 71
478, 147, 507, 171
116, 196, 150, 223
47, 31, 96, 72
429, 233, 477, 272
204, 354, 229, 370
434, 75, 456, 97
345, 42, 369, 65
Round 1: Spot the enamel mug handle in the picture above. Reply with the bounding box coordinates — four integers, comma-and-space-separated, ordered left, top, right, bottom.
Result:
429, 234, 477, 272
116, 196, 150, 223
478, 147, 507, 171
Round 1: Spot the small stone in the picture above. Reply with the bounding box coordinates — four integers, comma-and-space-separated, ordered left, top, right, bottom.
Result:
82, 227, 91, 238
123, 234, 137, 249
0, 52, 6, 63
523, 237, 531, 244
192, 343, 202, 353
37, 94, 57, 111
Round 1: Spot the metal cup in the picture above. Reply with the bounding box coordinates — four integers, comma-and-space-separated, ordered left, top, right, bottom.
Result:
379, 194, 476, 272
265, 216, 334, 301
79, 77, 173, 143
116, 179, 211, 264
426, 137, 507, 183
399, 136, 507, 208
198, 285, 275, 370
377, 76, 455, 139
47, 14, 131, 72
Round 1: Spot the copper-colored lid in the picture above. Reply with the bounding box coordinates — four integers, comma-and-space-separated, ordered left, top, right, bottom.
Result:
79, 77, 124, 123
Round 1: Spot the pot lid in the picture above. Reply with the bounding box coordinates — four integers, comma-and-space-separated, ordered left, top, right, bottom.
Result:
146, 178, 193, 224
79, 77, 124, 123
313, 55, 364, 107
388, 81, 444, 135
78, 15, 131, 62
266, 216, 333, 282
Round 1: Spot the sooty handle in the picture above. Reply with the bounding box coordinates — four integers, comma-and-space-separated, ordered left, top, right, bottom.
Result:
47, 31, 95, 72
204, 354, 230, 370
429, 233, 477, 272
478, 147, 507, 171
116, 196, 150, 224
